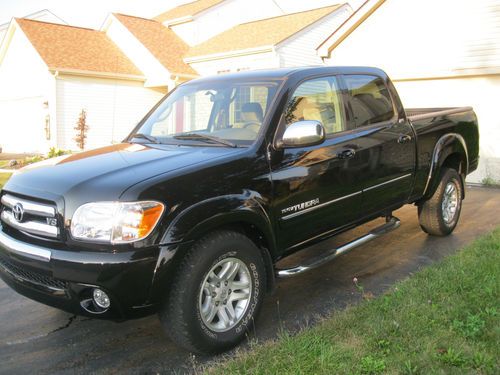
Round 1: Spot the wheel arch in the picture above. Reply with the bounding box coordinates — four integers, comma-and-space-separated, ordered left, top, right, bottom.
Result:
422, 133, 468, 200
160, 194, 277, 292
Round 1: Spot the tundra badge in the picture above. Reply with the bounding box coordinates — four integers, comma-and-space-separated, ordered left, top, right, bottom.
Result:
281, 198, 320, 215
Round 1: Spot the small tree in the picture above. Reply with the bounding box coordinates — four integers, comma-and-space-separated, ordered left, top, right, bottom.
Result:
74, 109, 89, 150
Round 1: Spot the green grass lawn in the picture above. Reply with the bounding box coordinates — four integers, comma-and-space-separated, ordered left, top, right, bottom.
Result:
208, 229, 500, 374
0, 173, 11, 189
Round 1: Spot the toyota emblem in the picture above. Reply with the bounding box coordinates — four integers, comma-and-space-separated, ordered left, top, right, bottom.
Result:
12, 203, 24, 222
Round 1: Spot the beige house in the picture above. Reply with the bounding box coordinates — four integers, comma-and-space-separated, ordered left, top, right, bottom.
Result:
0, 19, 163, 152
0, 0, 352, 154
318, 0, 500, 183
185, 5, 351, 75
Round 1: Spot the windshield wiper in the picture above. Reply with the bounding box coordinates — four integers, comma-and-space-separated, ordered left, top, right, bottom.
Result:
173, 133, 237, 148
130, 133, 160, 144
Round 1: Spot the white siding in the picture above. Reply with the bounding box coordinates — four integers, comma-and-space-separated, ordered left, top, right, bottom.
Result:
277, 5, 352, 67
458, 0, 500, 75
0, 26, 54, 153
324, 0, 500, 183
55, 75, 164, 151
189, 51, 279, 76
327, 0, 500, 79
395, 77, 500, 183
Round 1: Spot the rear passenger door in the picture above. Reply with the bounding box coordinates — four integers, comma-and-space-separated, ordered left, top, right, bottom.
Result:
342, 74, 415, 216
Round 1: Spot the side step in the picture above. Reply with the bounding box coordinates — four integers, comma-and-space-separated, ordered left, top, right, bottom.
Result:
275, 216, 401, 278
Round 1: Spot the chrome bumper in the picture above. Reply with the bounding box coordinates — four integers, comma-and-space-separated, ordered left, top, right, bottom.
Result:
0, 230, 52, 262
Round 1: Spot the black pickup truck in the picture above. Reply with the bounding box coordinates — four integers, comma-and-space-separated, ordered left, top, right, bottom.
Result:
0, 67, 478, 353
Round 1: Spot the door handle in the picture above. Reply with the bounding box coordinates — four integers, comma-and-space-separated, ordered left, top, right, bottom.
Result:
336, 148, 356, 160
398, 135, 412, 144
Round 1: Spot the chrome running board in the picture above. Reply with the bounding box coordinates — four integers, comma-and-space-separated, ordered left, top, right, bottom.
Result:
275, 216, 401, 278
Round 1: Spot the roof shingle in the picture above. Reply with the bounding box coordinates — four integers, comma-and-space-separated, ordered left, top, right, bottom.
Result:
114, 14, 197, 76
16, 18, 142, 77
185, 5, 342, 59
154, 0, 225, 23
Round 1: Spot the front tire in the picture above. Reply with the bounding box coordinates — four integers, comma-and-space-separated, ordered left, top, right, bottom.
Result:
159, 230, 266, 354
418, 168, 463, 236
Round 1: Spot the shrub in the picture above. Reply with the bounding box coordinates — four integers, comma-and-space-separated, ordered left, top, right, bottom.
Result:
47, 147, 70, 159
74, 109, 89, 150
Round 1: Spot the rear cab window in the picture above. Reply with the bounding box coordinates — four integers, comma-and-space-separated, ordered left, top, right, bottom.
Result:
343, 75, 395, 127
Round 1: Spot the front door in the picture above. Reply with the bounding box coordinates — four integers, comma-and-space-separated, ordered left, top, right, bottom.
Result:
270, 76, 364, 251
342, 74, 416, 216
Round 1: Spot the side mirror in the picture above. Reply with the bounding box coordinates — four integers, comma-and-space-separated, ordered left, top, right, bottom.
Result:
277, 120, 326, 148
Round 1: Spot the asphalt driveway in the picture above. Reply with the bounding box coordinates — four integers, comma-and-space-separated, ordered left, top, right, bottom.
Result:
0, 186, 499, 374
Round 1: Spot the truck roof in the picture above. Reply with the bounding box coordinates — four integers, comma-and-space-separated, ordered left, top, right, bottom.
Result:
188, 66, 388, 84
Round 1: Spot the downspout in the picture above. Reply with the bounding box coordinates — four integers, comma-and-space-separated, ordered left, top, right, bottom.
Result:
48, 70, 60, 151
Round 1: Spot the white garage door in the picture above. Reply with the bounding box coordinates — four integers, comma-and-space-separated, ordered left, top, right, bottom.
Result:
0, 96, 47, 153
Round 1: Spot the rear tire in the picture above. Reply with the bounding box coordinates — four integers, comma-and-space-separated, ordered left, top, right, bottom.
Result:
159, 230, 266, 354
418, 168, 463, 236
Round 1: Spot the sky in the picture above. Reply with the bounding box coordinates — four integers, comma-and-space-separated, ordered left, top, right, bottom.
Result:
0, 0, 365, 29
0, 0, 192, 28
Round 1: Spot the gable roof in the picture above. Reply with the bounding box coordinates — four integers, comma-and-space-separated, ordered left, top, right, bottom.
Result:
1, 9, 66, 30
185, 5, 343, 59
154, 0, 225, 23
15, 18, 142, 77
113, 14, 197, 77
317, 0, 385, 57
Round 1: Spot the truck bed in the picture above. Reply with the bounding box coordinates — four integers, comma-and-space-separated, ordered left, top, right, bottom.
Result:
406, 107, 473, 122
405, 105, 478, 202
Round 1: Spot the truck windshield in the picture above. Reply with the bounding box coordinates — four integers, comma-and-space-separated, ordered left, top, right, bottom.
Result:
132, 79, 281, 147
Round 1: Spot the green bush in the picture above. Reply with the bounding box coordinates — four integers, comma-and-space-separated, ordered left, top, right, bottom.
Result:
47, 147, 70, 159
23, 155, 45, 165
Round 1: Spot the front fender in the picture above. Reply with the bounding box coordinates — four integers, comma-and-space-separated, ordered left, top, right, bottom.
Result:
162, 190, 276, 256
147, 192, 276, 303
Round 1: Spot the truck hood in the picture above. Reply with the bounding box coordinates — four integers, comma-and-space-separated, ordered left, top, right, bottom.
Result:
4, 143, 243, 202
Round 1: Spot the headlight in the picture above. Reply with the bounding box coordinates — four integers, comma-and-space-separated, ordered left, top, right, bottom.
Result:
71, 201, 164, 243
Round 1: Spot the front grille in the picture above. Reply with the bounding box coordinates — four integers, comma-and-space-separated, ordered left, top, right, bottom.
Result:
0, 194, 59, 240
0, 253, 67, 290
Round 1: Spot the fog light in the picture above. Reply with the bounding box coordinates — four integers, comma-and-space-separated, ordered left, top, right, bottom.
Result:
93, 288, 110, 309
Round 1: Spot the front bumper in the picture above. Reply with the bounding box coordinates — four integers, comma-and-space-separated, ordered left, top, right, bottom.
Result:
0, 228, 163, 320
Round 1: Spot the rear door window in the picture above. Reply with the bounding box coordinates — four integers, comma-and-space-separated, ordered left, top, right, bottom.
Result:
343, 75, 394, 127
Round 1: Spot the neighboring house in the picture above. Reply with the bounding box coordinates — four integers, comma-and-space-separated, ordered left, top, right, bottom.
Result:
0, 9, 66, 44
103, 13, 197, 88
0, 0, 354, 153
317, 0, 500, 183
0, 19, 163, 152
185, 5, 352, 75
155, 0, 344, 47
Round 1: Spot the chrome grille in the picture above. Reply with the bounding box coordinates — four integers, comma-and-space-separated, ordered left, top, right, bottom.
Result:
0, 194, 59, 239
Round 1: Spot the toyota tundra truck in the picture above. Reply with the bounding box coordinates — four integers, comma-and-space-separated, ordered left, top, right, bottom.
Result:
0, 67, 479, 353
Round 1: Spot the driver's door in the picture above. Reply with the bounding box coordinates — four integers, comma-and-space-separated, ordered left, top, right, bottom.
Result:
271, 76, 365, 251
